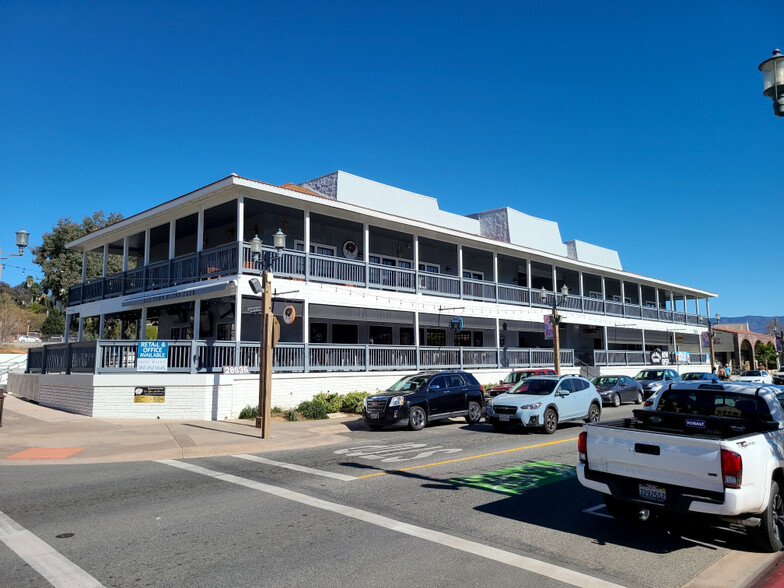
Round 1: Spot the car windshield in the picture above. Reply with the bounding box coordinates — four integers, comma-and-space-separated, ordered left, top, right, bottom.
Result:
682, 373, 708, 381
742, 371, 761, 377
635, 370, 664, 380
658, 389, 772, 420
592, 376, 618, 386
388, 374, 430, 392
510, 379, 557, 396
502, 371, 531, 384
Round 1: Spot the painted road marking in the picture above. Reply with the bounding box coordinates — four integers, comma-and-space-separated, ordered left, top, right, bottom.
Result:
0, 510, 103, 588
583, 504, 614, 519
356, 437, 578, 479
158, 459, 624, 588
6, 448, 84, 460
450, 461, 576, 495
334, 442, 462, 463
234, 454, 357, 481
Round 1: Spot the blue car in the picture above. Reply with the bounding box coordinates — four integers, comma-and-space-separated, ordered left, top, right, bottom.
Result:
681, 371, 719, 382
485, 375, 602, 434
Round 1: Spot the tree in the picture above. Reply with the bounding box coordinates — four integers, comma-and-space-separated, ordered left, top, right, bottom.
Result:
0, 295, 30, 341
755, 341, 778, 370
32, 211, 123, 306
41, 307, 65, 336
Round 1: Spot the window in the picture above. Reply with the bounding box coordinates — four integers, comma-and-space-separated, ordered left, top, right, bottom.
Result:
589, 291, 603, 299
295, 240, 336, 256
454, 332, 472, 346
425, 329, 446, 346
400, 328, 414, 345
447, 374, 465, 387
310, 323, 327, 344
369, 326, 393, 345
333, 324, 358, 344
217, 323, 234, 341
430, 376, 447, 390
419, 263, 440, 273
463, 270, 483, 280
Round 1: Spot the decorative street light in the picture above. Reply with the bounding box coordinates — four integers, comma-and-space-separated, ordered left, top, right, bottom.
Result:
707, 313, 720, 373
541, 284, 570, 375
758, 49, 784, 116
0, 228, 30, 283
248, 229, 286, 439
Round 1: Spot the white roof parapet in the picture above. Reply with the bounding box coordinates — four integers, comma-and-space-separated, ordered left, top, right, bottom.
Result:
302, 171, 480, 235
565, 240, 622, 270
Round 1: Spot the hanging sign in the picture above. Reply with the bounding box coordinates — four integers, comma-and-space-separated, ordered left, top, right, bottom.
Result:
543, 315, 554, 341
342, 240, 359, 259
137, 341, 168, 372
282, 305, 296, 324
700, 332, 711, 349
651, 348, 662, 365
449, 316, 464, 334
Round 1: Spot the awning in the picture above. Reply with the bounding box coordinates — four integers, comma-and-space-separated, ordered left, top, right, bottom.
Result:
121, 278, 237, 308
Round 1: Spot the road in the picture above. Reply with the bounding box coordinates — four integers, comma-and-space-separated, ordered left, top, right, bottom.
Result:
0, 404, 764, 587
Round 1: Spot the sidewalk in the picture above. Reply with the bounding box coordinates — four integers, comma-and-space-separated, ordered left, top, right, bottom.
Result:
0, 394, 361, 465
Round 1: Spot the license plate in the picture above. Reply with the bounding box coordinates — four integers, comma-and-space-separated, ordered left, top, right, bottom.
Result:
369, 412, 379, 419
639, 483, 666, 503
499, 414, 510, 422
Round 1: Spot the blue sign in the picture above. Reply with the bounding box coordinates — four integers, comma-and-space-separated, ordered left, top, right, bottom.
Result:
137, 341, 169, 372
449, 317, 464, 334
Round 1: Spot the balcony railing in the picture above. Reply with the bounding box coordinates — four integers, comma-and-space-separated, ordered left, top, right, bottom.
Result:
65, 241, 707, 327
583, 350, 709, 367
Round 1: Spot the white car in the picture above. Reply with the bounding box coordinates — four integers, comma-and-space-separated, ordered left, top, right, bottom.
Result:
17, 335, 41, 343
737, 370, 773, 384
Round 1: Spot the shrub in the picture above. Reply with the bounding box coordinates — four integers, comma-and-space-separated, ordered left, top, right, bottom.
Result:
312, 392, 343, 413
341, 391, 369, 414
272, 406, 282, 414
296, 398, 330, 420
284, 409, 299, 421
239, 405, 259, 419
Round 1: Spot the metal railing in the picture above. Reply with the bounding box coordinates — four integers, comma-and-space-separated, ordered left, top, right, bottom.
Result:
64, 243, 708, 328
585, 350, 710, 367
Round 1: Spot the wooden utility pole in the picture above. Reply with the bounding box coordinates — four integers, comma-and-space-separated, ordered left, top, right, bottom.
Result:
552, 307, 561, 376
256, 271, 273, 438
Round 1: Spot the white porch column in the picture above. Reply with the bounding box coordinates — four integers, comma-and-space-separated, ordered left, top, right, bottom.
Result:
641, 329, 646, 353
122, 236, 129, 272
64, 312, 71, 343
551, 265, 557, 291
413, 235, 420, 293
302, 301, 309, 343
638, 284, 643, 308
457, 244, 463, 277
237, 195, 245, 272
492, 252, 498, 283
78, 316, 85, 342
140, 308, 147, 340
526, 260, 532, 289
81, 251, 88, 282
414, 310, 420, 369
102, 243, 109, 277
99, 314, 106, 339
234, 288, 242, 342
168, 220, 176, 260
603, 325, 609, 353
304, 210, 311, 282
706, 298, 711, 318
620, 280, 626, 304
193, 299, 202, 341
196, 210, 204, 253
601, 276, 606, 301
655, 288, 660, 311
364, 223, 370, 290
143, 228, 151, 266
578, 271, 584, 297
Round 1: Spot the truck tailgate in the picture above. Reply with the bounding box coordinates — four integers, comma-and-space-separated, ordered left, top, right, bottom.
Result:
586, 426, 725, 493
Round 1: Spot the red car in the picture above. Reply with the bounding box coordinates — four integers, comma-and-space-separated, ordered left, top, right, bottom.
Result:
485, 368, 557, 397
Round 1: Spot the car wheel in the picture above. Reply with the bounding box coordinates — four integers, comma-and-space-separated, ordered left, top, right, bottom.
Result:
408, 406, 427, 431
465, 400, 482, 424
585, 403, 600, 423
753, 481, 784, 552
612, 393, 621, 407
634, 391, 643, 405
542, 408, 558, 434
491, 422, 508, 432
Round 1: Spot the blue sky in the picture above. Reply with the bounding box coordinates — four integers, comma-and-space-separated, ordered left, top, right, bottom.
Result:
1, 1, 781, 316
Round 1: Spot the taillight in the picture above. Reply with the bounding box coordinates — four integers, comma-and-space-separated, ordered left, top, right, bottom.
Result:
721, 449, 742, 489
578, 431, 587, 463
644, 400, 654, 408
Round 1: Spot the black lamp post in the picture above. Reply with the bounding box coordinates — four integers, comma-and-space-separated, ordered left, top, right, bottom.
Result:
0, 228, 30, 283
248, 228, 286, 439
541, 284, 569, 375
759, 49, 784, 116
707, 313, 720, 373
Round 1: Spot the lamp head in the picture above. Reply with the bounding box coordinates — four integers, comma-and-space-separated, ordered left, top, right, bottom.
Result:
273, 228, 286, 252
250, 234, 262, 255
540, 287, 547, 304
560, 284, 569, 297
15, 227, 29, 253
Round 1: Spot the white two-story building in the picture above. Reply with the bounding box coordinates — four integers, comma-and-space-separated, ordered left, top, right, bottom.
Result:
18, 171, 717, 420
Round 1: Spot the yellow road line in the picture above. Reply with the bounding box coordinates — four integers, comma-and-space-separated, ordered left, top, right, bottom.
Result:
356, 437, 577, 479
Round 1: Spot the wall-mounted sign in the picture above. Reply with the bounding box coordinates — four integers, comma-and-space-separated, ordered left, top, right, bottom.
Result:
137, 341, 168, 372
223, 365, 250, 374
449, 316, 464, 334
134, 386, 165, 403
675, 351, 691, 364
651, 348, 662, 365
282, 305, 296, 324
342, 240, 359, 260
675, 334, 685, 343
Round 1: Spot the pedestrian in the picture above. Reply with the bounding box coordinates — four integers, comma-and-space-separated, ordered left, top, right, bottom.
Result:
725, 364, 731, 379
717, 365, 727, 381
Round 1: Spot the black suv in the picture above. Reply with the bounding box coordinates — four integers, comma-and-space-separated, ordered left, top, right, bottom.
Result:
363, 370, 485, 431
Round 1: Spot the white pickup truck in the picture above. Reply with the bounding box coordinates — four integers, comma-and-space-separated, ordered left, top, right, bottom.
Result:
577, 381, 784, 551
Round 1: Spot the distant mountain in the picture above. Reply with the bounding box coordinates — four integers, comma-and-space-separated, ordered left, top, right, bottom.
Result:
718, 316, 784, 335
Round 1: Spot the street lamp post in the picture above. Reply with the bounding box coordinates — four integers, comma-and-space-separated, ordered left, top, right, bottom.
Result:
0, 228, 30, 283
249, 229, 286, 439
541, 284, 569, 375
707, 313, 720, 373
758, 49, 784, 116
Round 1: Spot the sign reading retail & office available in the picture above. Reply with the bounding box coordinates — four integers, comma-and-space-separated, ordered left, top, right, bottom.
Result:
137, 341, 169, 372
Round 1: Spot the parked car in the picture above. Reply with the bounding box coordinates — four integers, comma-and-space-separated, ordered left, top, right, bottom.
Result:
633, 368, 681, 399
17, 335, 41, 342
774, 367, 784, 385
681, 371, 719, 382
738, 370, 774, 384
485, 368, 557, 397
485, 375, 601, 434
591, 375, 643, 407
362, 370, 484, 431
